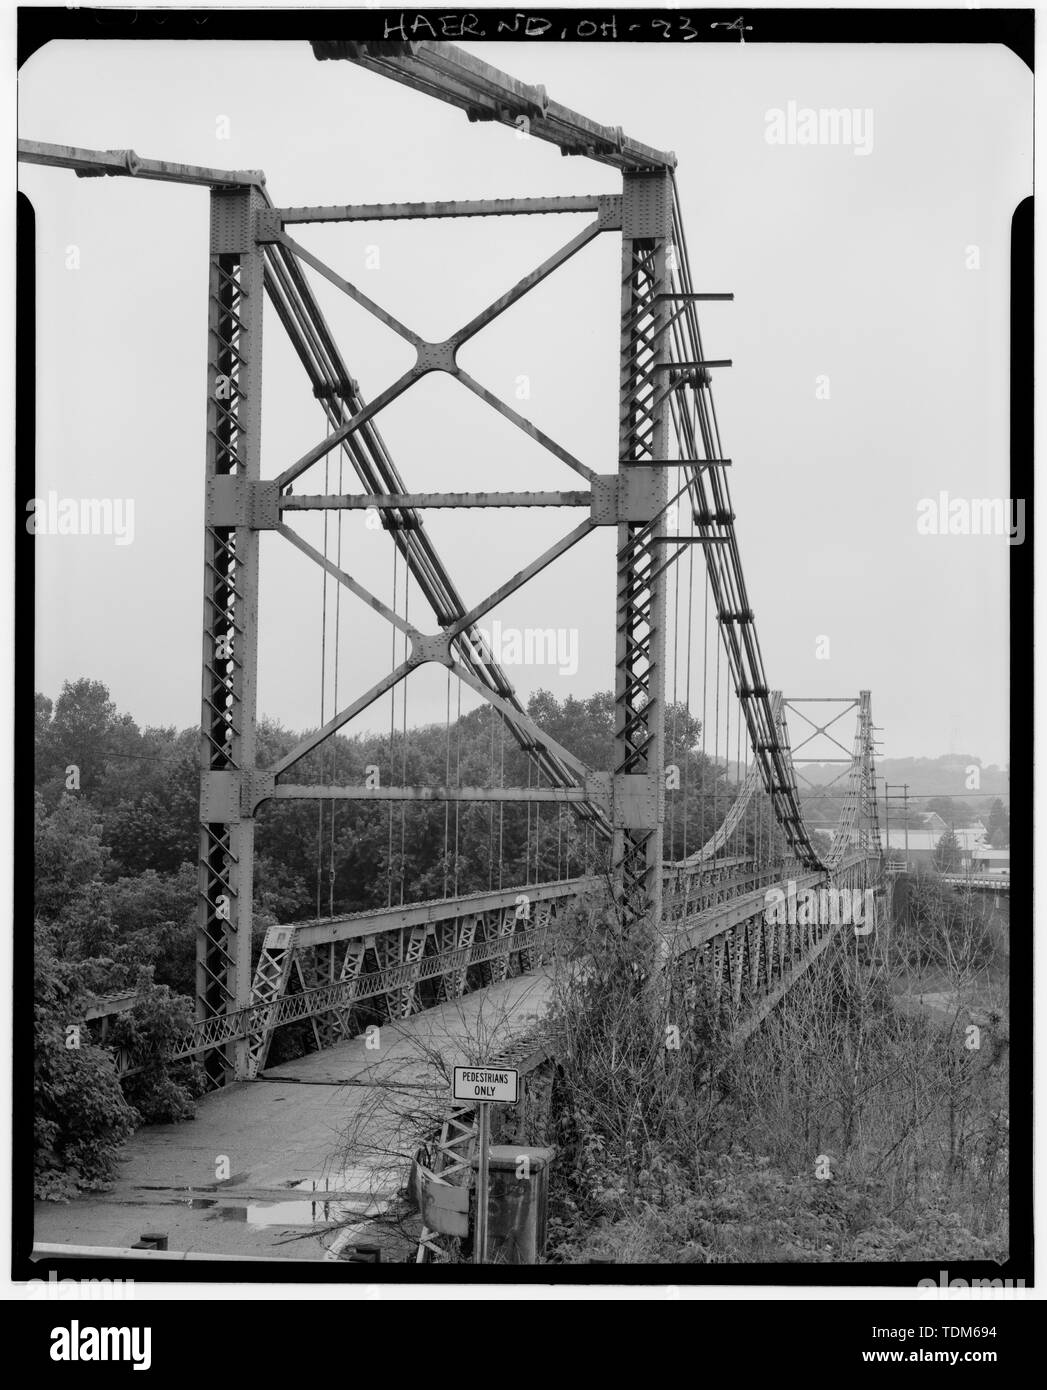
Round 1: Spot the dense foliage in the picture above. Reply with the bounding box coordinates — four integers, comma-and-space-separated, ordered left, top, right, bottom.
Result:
32, 767, 207, 1196
544, 882, 1008, 1265
34, 675, 779, 1197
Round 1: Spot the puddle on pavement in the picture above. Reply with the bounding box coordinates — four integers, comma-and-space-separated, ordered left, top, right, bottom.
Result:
194, 1168, 394, 1228
245, 1171, 392, 1227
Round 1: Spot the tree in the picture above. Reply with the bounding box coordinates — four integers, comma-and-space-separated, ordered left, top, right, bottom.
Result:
33, 924, 138, 1200
986, 798, 1009, 849
108, 864, 197, 997
107, 987, 203, 1124
33, 791, 203, 1195
41, 678, 123, 797
98, 726, 199, 875
934, 828, 961, 873
33, 792, 110, 936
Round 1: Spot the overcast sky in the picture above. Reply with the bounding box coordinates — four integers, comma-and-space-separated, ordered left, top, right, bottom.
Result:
20, 38, 1029, 767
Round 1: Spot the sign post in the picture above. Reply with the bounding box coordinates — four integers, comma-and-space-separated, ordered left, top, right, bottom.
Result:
475, 1102, 491, 1265
452, 1065, 519, 1265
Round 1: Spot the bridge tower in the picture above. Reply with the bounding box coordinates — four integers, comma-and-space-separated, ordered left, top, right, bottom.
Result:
20, 44, 887, 1092
613, 171, 674, 934
196, 185, 269, 1088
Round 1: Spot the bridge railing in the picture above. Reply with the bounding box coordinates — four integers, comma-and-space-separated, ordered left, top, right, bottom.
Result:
95, 851, 876, 1076
939, 873, 1010, 892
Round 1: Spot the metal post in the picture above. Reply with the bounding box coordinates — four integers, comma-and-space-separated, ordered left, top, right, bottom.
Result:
475, 1104, 490, 1265
196, 185, 266, 1086
903, 784, 910, 870
613, 170, 673, 941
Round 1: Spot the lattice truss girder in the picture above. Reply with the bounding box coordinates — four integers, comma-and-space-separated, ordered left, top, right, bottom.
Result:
257, 191, 622, 841
665, 853, 871, 1036
180, 895, 568, 1072
111, 850, 870, 1080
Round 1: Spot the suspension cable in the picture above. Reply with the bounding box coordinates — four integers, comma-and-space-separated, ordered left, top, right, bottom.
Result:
670, 461, 681, 860
488, 702, 496, 890
498, 717, 505, 890
723, 633, 730, 852
316, 447, 330, 922
735, 691, 742, 861
666, 175, 822, 869
443, 668, 452, 900
714, 603, 721, 844
701, 562, 710, 850
453, 679, 462, 898
329, 444, 343, 919
387, 543, 398, 908
399, 565, 409, 905
534, 765, 542, 886
682, 492, 695, 862
525, 757, 533, 887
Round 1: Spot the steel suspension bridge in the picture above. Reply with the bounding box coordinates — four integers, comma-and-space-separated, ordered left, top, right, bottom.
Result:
25, 40, 887, 1235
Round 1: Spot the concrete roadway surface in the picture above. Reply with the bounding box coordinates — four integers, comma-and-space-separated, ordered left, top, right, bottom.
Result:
34, 968, 554, 1262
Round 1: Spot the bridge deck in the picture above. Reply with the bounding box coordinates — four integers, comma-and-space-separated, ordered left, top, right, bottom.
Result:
36, 970, 553, 1261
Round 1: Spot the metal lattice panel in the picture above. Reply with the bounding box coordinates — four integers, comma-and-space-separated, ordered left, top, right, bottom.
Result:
195, 187, 266, 1088
613, 175, 673, 929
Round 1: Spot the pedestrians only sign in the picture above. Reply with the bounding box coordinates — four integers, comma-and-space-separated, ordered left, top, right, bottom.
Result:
452, 1066, 519, 1104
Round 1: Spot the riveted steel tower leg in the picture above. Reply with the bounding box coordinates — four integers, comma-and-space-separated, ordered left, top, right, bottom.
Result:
196, 186, 266, 1087
612, 171, 672, 940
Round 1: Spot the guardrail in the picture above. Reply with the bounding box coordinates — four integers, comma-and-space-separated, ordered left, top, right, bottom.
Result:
90, 852, 877, 1076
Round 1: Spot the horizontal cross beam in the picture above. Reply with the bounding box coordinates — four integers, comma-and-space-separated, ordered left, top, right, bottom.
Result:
280, 491, 591, 510
270, 194, 616, 222
655, 360, 733, 372
18, 139, 264, 188
316, 40, 676, 172
271, 784, 594, 803
293, 877, 595, 946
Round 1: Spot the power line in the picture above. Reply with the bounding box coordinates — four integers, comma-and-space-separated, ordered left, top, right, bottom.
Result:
800, 788, 1010, 799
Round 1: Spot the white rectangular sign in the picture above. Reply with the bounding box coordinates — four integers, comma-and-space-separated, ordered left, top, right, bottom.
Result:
452, 1066, 519, 1104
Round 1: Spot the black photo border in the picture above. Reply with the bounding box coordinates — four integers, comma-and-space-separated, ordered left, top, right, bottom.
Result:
12, 6, 1035, 1300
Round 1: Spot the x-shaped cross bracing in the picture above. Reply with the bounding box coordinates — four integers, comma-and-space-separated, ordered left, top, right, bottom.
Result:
260, 200, 625, 817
